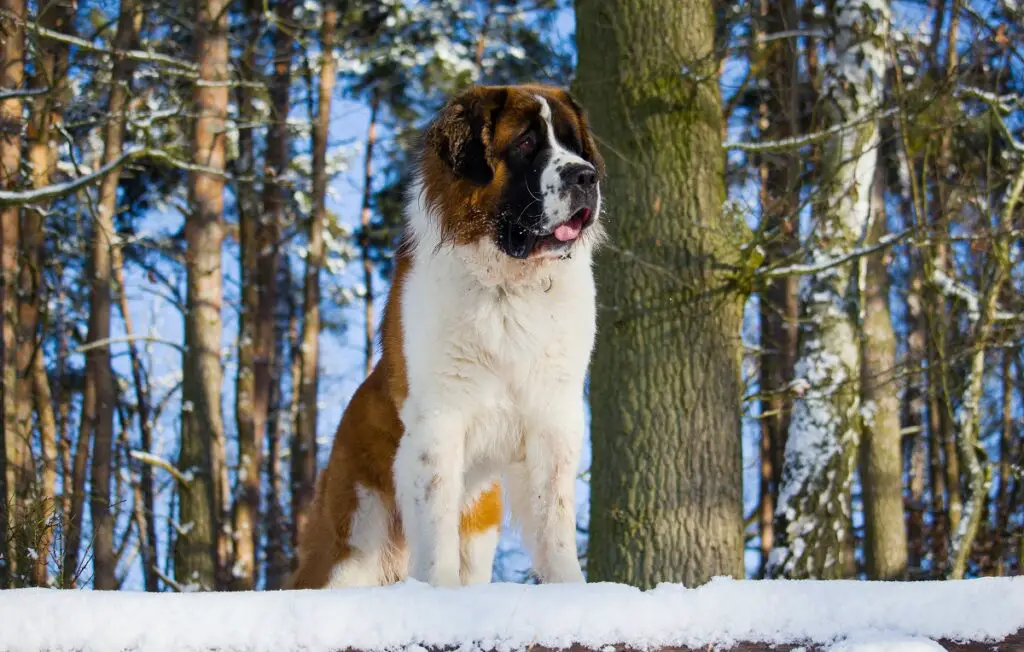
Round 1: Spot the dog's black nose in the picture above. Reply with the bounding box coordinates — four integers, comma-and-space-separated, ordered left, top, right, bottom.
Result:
562, 163, 597, 189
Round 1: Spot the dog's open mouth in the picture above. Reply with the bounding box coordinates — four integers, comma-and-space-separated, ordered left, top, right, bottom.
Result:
552, 207, 592, 243
533, 207, 593, 255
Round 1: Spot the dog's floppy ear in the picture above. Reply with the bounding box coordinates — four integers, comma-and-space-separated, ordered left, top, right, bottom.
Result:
425, 86, 508, 185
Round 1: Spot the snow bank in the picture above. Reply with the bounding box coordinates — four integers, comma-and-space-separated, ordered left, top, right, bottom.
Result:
1, 577, 1022, 652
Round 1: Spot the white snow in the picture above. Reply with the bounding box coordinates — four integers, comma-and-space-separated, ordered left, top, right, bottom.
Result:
1, 577, 1022, 652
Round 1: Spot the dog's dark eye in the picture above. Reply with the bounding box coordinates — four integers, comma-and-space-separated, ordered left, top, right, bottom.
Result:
516, 132, 537, 156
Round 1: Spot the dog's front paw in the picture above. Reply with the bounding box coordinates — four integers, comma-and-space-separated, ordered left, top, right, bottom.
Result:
411, 558, 461, 588
541, 557, 586, 584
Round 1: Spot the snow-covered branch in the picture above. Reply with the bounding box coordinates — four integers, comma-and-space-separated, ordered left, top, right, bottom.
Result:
0, 580, 1022, 651
0, 86, 51, 101
725, 107, 897, 153
757, 229, 910, 279
74, 334, 186, 354
1, 10, 265, 89
129, 451, 191, 485
958, 86, 1024, 153
0, 148, 150, 206
1, 9, 197, 73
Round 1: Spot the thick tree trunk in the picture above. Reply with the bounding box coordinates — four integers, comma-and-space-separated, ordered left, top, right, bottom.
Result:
754, 0, 800, 575
1, 0, 26, 587
576, 0, 745, 588
177, 0, 229, 591
859, 165, 908, 580
771, 0, 888, 579
292, 0, 337, 547
87, 0, 139, 591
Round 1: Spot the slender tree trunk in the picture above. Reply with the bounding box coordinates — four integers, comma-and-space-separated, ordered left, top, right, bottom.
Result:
112, 254, 159, 591
232, 0, 260, 592
948, 163, 1022, 579
771, 0, 888, 579
576, 0, 745, 588
177, 0, 229, 591
903, 262, 928, 574
859, 165, 908, 580
292, 0, 337, 546
359, 92, 380, 378
1, 0, 26, 587
754, 0, 800, 576
264, 259, 293, 589
994, 352, 1014, 574
17, 0, 73, 587
85, 0, 138, 591
925, 0, 962, 573
63, 384, 92, 587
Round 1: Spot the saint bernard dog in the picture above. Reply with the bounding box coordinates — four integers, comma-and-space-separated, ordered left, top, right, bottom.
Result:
287, 83, 604, 589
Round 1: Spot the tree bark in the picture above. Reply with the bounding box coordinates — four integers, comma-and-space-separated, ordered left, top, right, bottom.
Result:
292, 0, 337, 548
994, 352, 1014, 574
232, 0, 261, 592
17, 0, 73, 588
1, 0, 26, 587
113, 253, 159, 591
903, 254, 927, 574
177, 0, 229, 591
264, 259, 294, 589
359, 91, 380, 377
754, 0, 800, 576
771, 0, 888, 579
859, 165, 908, 580
86, 0, 139, 591
576, 0, 745, 588
21, 0, 73, 586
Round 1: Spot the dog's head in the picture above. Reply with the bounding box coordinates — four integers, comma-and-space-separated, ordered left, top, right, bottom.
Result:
417, 84, 604, 260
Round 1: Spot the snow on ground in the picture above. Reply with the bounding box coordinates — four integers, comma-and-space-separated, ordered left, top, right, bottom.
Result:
1, 577, 1022, 652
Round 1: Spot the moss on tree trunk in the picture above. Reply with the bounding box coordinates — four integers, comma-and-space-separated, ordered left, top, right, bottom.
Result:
575, 0, 745, 589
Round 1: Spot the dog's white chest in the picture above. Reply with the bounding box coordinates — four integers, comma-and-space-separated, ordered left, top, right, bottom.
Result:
399, 243, 596, 472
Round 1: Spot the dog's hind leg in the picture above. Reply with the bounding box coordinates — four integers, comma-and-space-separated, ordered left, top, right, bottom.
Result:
325, 484, 393, 587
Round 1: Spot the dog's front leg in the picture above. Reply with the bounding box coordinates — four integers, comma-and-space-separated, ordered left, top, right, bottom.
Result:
394, 410, 465, 587
524, 404, 586, 583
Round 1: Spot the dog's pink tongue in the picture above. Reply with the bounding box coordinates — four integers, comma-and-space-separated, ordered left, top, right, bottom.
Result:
553, 221, 582, 242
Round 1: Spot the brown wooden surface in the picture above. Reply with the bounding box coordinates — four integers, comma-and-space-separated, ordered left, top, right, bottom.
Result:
373, 630, 1024, 652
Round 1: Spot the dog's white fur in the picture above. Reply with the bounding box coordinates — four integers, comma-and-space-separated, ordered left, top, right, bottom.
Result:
326, 94, 600, 587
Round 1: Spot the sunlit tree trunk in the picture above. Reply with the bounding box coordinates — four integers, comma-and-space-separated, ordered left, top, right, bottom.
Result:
87, 0, 139, 590
232, 0, 261, 592
293, 0, 337, 547
859, 165, 908, 580
177, 0, 229, 591
1, 0, 26, 588
576, 0, 746, 588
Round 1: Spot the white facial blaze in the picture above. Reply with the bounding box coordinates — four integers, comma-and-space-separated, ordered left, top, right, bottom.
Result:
535, 95, 593, 231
